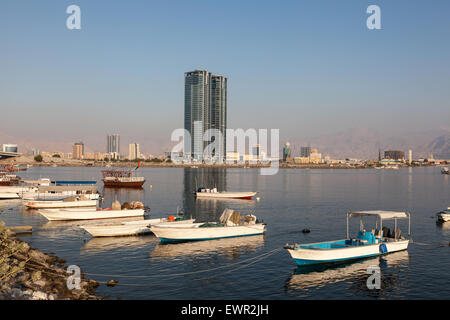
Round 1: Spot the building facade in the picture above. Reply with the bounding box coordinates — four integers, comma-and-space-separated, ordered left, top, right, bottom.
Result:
128, 143, 140, 160
184, 70, 227, 162
2, 144, 18, 153
300, 146, 311, 158
107, 134, 120, 154
72, 142, 84, 160
384, 150, 405, 160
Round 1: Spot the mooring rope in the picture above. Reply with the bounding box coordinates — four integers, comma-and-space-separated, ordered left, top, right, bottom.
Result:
82, 247, 284, 279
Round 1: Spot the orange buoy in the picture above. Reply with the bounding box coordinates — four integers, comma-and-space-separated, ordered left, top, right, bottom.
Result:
168, 215, 175, 221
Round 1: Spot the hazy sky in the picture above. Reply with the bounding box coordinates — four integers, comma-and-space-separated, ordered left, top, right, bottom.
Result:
1, 0, 450, 154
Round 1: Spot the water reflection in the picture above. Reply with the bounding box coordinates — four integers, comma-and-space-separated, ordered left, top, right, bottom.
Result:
285, 251, 410, 296
150, 235, 265, 261
81, 235, 158, 254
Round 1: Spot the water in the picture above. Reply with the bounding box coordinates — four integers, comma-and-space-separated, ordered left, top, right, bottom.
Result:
1, 166, 449, 299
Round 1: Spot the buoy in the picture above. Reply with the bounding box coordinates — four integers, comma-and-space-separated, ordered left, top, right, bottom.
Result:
256, 197, 260, 201
149, 184, 152, 189
302, 228, 310, 233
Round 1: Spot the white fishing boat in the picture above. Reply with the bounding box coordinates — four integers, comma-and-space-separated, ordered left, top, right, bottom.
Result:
285, 210, 411, 266
0, 192, 21, 199
442, 167, 449, 175
38, 208, 145, 221
81, 217, 195, 237
24, 197, 98, 209
151, 209, 266, 243
195, 187, 257, 200
436, 208, 450, 222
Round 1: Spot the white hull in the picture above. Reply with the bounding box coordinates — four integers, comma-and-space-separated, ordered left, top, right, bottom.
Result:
151, 223, 266, 242
21, 192, 100, 201
195, 191, 257, 199
0, 192, 20, 199
24, 199, 98, 209
437, 213, 450, 222
0, 186, 37, 194
287, 239, 409, 265
39, 208, 145, 221
81, 218, 196, 237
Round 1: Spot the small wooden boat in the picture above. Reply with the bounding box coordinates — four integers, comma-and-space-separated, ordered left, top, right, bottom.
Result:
437, 208, 450, 222
285, 210, 411, 266
151, 209, 266, 243
24, 197, 98, 209
81, 217, 195, 237
39, 208, 145, 221
195, 187, 257, 200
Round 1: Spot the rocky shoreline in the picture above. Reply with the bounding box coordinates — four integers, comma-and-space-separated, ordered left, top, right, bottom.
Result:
0, 223, 101, 300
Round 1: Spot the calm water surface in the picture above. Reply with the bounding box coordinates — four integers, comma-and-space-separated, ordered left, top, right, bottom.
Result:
1, 166, 449, 299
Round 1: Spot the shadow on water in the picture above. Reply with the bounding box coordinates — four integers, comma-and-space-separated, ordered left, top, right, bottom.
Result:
285, 251, 410, 298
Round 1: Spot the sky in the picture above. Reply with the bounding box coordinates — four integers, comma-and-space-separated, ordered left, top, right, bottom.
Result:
1, 0, 450, 155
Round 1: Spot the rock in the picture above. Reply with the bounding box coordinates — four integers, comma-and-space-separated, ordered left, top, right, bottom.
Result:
11, 288, 23, 299
106, 280, 118, 287
302, 228, 311, 233
121, 202, 131, 210
33, 280, 47, 288
89, 279, 100, 288
48, 294, 55, 300
32, 291, 48, 300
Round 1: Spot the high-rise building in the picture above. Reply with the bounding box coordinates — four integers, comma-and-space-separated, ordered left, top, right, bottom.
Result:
72, 142, 84, 160
107, 134, 120, 156
128, 143, 140, 160
283, 142, 291, 162
184, 70, 227, 161
384, 150, 405, 160
300, 146, 311, 158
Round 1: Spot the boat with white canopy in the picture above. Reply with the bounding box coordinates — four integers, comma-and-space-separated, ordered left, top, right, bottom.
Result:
285, 210, 411, 266
39, 208, 145, 221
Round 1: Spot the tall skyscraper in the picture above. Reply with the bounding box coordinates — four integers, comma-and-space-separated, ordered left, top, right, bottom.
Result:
107, 134, 120, 155
184, 70, 227, 161
73, 142, 84, 160
128, 143, 140, 160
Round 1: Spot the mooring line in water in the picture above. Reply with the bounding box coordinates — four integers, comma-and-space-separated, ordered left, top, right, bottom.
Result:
81, 247, 284, 280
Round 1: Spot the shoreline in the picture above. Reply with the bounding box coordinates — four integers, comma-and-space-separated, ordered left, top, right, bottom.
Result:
0, 223, 101, 300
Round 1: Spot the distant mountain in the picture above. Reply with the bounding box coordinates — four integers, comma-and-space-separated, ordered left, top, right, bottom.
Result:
287, 128, 450, 160
426, 134, 450, 159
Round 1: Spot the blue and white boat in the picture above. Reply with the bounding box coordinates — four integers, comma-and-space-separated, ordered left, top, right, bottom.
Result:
285, 210, 411, 266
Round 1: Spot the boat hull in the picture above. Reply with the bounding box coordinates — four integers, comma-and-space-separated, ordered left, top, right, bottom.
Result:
437, 213, 450, 222
102, 180, 145, 188
24, 199, 98, 209
287, 239, 409, 266
151, 223, 266, 243
81, 218, 196, 237
39, 208, 145, 221
0, 192, 20, 199
195, 192, 257, 200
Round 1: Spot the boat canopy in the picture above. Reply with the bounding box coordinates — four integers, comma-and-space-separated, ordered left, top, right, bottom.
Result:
348, 210, 409, 220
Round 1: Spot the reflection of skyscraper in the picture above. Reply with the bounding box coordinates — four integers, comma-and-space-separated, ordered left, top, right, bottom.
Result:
182, 168, 227, 221
184, 70, 227, 161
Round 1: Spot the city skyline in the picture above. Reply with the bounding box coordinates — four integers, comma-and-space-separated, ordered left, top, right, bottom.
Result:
1, 1, 450, 158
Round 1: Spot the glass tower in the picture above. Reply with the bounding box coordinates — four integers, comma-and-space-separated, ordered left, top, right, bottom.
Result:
184, 70, 227, 162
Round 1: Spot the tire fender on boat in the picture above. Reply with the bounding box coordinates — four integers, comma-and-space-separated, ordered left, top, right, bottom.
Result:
379, 243, 388, 253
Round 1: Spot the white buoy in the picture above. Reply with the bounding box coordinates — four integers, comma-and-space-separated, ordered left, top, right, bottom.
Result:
256, 197, 260, 201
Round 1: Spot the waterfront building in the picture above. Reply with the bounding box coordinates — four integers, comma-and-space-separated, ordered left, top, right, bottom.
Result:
2, 144, 18, 153
72, 142, 84, 160
128, 143, 140, 160
300, 146, 311, 158
184, 70, 227, 162
384, 150, 405, 160
408, 149, 412, 164
282, 142, 291, 162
